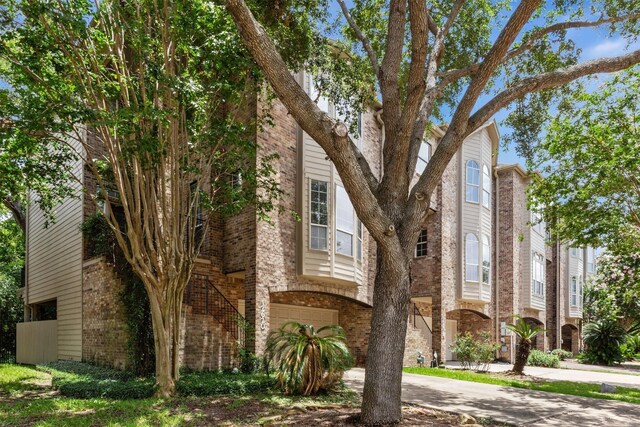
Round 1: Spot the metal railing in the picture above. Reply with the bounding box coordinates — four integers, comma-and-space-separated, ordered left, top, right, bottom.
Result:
411, 303, 433, 351
186, 274, 245, 347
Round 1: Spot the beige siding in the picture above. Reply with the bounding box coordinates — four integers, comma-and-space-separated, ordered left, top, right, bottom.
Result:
26, 138, 83, 361
460, 129, 491, 302
299, 71, 366, 285
16, 320, 58, 364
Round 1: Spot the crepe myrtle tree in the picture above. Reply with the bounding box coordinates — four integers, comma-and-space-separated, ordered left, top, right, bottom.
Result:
0, 0, 306, 397
224, 0, 640, 423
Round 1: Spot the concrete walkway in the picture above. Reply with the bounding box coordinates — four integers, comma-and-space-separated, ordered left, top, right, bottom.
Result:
446, 361, 640, 389
344, 368, 640, 426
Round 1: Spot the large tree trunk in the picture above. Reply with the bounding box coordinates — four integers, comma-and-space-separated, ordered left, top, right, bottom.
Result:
512, 339, 531, 375
148, 290, 177, 397
361, 246, 411, 425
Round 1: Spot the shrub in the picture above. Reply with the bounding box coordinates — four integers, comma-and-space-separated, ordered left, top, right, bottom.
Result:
238, 348, 262, 374
42, 361, 275, 399
449, 332, 500, 372
581, 319, 627, 365
43, 361, 154, 399
550, 349, 573, 361
620, 335, 640, 361
527, 350, 560, 368
266, 322, 353, 395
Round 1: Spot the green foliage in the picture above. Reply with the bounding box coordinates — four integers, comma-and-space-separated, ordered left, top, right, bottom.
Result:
529, 67, 640, 251
527, 350, 560, 368
42, 361, 275, 399
583, 251, 640, 326
80, 214, 154, 375
266, 321, 353, 395
449, 332, 499, 372
551, 349, 573, 361
620, 334, 640, 361
581, 319, 627, 365
507, 316, 544, 342
0, 213, 24, 362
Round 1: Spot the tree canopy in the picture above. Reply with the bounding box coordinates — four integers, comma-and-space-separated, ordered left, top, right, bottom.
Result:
529, 66, 640, 251
225, 0, 640, 423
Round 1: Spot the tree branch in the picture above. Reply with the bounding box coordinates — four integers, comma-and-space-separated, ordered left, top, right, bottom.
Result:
2, 197, 25, 232
337, 0, 379, 77
224, 0, 394, 243
469, 49, 640, 130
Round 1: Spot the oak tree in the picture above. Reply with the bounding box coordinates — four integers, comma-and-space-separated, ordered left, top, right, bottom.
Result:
224, 0, 640, 423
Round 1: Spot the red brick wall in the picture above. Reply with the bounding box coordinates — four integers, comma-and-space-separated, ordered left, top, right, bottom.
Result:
82, 259, 129, 369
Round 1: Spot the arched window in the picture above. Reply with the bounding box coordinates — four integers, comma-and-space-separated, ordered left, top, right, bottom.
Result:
465, 233, 479, 281
482, 235, 490, 284
466, 161, 480, 203
482, 164, 491, 208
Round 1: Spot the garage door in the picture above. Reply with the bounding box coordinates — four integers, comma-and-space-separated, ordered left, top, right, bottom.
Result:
270, 303, 339, 332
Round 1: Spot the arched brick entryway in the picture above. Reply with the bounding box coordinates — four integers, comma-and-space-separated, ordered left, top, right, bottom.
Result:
561, 323, 580, 355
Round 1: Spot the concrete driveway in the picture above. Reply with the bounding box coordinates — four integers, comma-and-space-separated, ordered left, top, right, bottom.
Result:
344, 368, 640, 426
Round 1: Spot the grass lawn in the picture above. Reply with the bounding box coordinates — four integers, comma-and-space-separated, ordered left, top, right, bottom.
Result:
403, 367, 640, 405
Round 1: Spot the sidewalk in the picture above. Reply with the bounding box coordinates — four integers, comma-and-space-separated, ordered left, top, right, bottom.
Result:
344, 368, 640, 426
445, 361, 640, 389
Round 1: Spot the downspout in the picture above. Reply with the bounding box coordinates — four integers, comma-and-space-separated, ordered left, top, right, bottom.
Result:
494, 169, 500, 358
556, 239, 561, 349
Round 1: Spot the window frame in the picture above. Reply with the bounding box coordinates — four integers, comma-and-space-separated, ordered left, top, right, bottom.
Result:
415, 229, 428, 258
309, 179, 329, 251
466, 160, 480, 203
335, 185, 355, 257
532, 252, 545, 297
465, 233, 479, 282
570, 276, 578, 307
482, 164, 491, 209
482, 234, 490, 284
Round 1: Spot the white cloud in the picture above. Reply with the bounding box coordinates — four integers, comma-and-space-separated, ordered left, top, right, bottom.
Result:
585, 38, 640, 60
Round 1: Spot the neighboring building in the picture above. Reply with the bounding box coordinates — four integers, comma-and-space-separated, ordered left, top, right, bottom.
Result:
17, 72, 591, 368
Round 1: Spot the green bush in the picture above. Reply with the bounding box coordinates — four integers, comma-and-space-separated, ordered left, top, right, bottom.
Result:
42, 361, 275, 399
581, 319, 627, 365
527, 350, 560, 368
620, 335, 640, 361
43, 361, 154, 399
550, 349, 573, 361
449, 332, 500, 372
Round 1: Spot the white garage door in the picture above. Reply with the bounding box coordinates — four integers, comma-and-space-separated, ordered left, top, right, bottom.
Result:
270, 303, 339, 333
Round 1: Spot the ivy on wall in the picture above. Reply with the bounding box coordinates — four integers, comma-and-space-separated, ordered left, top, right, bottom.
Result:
81, 213, 155, 374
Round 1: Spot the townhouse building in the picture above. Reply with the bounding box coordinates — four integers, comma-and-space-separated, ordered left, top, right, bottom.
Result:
17, 70, 592, 368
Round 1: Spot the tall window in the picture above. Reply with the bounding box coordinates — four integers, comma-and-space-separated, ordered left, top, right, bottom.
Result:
466, 160, 480, 203
570, 276, 578, 306
532, 253, 545, 296
465, 233, 479, 281
415, 229, 428, 257
335, 185, 354, 256
482, 235, 490, 284
416, 143, 431, 174
310, 180, 328, 250
308, 75, 329, 112
357, 220, 363, 260
587, 247, 596, 273
230, 170, 243, 189
531, 210, 545, 235
578, 276, 584, 308
189, 181, 204, 246
482, 164, 491, 208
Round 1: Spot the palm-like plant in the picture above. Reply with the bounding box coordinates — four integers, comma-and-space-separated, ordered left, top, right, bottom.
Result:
582, 319, 627, 365
507, 316, 544, 375
265, 321, 353, 395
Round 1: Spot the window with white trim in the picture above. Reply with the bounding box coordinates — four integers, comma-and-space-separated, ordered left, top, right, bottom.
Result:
465, 233, 479, 281
310, 180, 328, 250
466, 160, 480, 203
416, 142, 431, 175
482, 164, 491, 208
415, 229, 428, 257
230, 171, 243, 189
587, 247, 596, 273
532, 210, 545, 235
335, 185, 354, 256
357, 220, 363, 261
578, 276, 583, 308
482, 235, 490, 284
532, 252, 545, 296
570, 276, 578, 306
308, 75, 329, 113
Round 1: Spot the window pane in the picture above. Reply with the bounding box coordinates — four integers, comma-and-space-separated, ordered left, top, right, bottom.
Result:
466, 186, 479, 202
336, 230, 353, 256
310, 225, 327, 250
310, 180, 328, 226
336, 186, 354, 233
466, 234, 479, 281
416, 229, 428, 257
482, 165, 491, 208
466, 161, 480, 203
482, 235, 490, 284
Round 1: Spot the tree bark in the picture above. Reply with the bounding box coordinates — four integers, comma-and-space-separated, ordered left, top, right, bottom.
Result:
512, 339, 531, 375
148, 289, 177, 397
361, 246, 411, 425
